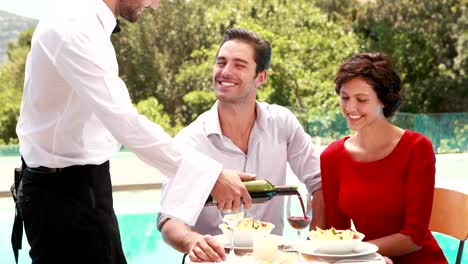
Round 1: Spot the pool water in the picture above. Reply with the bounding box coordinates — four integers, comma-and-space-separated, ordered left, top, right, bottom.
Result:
118, 213, 183, 263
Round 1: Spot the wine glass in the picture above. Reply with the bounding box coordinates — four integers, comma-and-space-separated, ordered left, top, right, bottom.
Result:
286, 193, 312, 259
219, 206, 245, 262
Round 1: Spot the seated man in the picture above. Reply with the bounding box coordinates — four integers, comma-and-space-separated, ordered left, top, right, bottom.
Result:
157, 28, 325, 262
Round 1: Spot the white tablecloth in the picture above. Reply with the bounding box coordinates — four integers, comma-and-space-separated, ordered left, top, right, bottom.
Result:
184, 252, 386, 263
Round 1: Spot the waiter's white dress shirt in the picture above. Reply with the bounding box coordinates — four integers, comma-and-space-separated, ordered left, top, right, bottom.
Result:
15, 0, 221, 226
158, 101, 321, 235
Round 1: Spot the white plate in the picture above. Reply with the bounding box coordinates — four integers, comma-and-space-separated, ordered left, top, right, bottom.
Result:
214, 234, 283, 250
298, 241, 379, 258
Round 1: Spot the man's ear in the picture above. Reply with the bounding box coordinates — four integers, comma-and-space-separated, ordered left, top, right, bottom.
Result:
255, 71, 268, 88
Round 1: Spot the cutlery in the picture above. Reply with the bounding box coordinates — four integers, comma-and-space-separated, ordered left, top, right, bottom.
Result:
278, 244, 297, 252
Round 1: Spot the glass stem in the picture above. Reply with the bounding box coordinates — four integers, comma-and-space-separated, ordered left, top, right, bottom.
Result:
229, 228, 235, 258
296, 230, 303, 262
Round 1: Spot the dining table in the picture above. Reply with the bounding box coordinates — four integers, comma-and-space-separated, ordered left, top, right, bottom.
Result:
184, 235, 386, 264
185, 253, 385, 264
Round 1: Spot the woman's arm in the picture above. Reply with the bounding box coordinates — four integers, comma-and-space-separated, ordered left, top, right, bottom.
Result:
320, 142, 351, 229
369, 233, 421, 257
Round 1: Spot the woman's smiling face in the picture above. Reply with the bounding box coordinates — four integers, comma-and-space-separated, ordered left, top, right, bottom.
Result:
339, 77, 385, 131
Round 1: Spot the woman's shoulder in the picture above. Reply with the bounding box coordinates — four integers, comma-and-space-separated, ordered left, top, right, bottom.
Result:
398, 130, 435, 158
401, 130, 433, 147
321, 137, 348, 159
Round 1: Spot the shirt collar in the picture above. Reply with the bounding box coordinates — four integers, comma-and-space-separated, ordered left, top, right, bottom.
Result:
255, 101, 271, 130
204, 101, 272, 137
96, 0, 118, 36
205, 101, 222, 136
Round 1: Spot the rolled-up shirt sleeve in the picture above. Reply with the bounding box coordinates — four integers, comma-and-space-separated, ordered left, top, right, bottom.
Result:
157, 212, 170, 231
53, 27, 221, 226
285, 109, 321, 194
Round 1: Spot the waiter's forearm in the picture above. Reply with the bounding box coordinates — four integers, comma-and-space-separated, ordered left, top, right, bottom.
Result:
310, 189, 327, 230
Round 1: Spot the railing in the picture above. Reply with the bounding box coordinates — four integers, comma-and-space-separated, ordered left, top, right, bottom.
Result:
306, 112, 468, 154
1, 113, 466, 156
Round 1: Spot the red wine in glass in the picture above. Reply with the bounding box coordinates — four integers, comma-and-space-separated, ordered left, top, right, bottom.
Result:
286, 193, 312, 261
287, 216, 311, 229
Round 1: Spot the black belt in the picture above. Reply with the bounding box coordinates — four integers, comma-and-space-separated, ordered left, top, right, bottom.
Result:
26, 166, 66, 174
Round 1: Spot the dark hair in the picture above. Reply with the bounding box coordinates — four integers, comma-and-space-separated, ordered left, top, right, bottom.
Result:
218, 28, 272, 75
334, 53, 402, 117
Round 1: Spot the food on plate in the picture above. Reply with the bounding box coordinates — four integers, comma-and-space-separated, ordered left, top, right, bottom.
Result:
220, 218, 274, 231
308, 227, 361, 240
307, 227, 365, 253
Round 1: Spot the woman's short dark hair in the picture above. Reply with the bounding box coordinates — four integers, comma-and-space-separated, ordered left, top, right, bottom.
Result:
334, 52, 402, 117
218, 28, 272, 75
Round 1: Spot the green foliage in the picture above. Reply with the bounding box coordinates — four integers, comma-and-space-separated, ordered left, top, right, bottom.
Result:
170, 0, 359, 127
182, 90, 216, 121
0, 88, 20, 144
135, 97, 182, 136
0, 0, 466, 147
112, 0, 466, 130
0, 27, 34, 144
113, 0, 224, 126
313, 0, 468, 113
0, 10, 37, 64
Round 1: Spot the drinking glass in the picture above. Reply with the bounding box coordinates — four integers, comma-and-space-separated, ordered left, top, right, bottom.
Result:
286, 193, 312, 261
219, 206, 244, 262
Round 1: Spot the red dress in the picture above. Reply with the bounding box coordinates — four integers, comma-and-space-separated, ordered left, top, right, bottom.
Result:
320, 130, 447, 264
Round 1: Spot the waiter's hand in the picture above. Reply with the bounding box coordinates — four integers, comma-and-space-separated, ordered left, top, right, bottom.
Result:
188, 234, 225, 262
211, 169, 255, 211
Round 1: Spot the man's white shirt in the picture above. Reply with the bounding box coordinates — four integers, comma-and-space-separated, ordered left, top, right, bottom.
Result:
160, 101, 321, 235
16, 0, 221, 226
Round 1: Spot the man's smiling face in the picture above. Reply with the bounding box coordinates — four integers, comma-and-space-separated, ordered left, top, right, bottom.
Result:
212, 40, 263, 104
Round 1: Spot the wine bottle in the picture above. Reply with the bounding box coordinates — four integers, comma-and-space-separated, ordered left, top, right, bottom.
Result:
205, 179, 298, 206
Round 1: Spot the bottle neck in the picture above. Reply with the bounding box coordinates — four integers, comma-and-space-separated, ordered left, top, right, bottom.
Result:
204, 182, 299, 206
274, 185, 299, 196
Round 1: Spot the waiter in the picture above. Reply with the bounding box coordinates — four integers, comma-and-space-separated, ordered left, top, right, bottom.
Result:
13, 0, 253, 263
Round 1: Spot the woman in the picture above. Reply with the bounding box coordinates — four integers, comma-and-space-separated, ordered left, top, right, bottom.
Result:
320, 53, 447, 263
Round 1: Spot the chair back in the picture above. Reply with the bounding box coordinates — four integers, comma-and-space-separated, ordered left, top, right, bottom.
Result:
429, 187, 468, 264
429, 187, 468, 240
